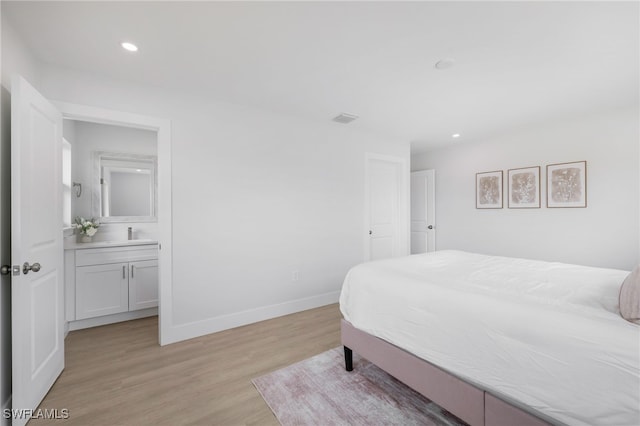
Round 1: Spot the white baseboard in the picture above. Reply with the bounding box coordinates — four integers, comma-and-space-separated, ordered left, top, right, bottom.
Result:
162, 291, 340, 345
68, 308, 158, 331
1, 395, 11, 426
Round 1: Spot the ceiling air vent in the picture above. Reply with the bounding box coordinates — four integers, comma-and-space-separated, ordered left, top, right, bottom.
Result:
332, 112, 359, 124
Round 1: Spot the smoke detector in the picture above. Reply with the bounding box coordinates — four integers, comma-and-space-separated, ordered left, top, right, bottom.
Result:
332, 113, 359, 124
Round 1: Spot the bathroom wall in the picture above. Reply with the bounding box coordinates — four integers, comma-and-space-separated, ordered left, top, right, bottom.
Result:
65, 120, 158, 241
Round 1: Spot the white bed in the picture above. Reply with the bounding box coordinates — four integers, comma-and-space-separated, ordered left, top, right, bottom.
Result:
339, 250, 640, 426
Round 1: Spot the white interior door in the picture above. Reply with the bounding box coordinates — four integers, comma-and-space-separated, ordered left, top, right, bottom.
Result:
365, 153, 408, 261
411, 170, 436, 254
11, 76, 64, 425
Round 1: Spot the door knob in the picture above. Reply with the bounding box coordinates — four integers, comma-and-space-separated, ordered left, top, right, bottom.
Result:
427, 225, 433, 230
1, 265, 10, 276
369, 230, 372, 235
23, 262, 41, 275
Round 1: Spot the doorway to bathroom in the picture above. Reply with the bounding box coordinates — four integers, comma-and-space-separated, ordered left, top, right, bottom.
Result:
57, 101, 172, 346
62, 119, 161, 332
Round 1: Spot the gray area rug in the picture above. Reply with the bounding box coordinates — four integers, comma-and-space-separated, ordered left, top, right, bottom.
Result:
252, 347, 466, 426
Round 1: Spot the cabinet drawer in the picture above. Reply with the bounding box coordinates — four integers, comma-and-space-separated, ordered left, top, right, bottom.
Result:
76, 245, 158, 266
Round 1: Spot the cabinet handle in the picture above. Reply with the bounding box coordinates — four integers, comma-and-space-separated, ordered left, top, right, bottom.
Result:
131, 265, 134, 278
123, 265, 126, 279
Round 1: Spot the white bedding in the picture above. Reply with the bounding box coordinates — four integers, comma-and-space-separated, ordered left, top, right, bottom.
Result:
339, 250, 640, 426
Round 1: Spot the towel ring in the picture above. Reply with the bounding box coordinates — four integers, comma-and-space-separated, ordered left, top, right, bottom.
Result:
72, 182, 82, 198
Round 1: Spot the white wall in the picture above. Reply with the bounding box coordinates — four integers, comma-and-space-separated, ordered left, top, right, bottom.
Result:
0, 12, 40, 90
0, 11, 43, 424
40, 64, 408, 341
67, 120, 157, 241
412, 107, 639, 271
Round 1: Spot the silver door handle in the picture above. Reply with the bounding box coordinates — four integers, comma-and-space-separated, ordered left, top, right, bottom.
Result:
23, 262, 41, 274
123, 265, 126, 279
131, 265, 134, 278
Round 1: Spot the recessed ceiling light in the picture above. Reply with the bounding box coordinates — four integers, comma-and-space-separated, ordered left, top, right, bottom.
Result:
435, 58, 455, 70
452, 133, 461, 139
121, 42, 138, 52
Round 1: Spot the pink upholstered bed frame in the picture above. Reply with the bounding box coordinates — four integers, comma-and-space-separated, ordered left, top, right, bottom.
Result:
341, 319, 554, 426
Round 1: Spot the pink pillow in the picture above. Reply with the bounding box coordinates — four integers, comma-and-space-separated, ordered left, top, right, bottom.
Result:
619, 265, 640, 323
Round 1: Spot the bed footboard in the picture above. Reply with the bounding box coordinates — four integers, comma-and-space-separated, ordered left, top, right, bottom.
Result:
341, 319, 551, 426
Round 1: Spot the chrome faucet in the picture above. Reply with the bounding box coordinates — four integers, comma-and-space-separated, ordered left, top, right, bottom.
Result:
128, 227, 133, 240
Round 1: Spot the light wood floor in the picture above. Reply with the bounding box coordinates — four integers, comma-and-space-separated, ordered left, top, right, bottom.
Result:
33, 304, 342, 425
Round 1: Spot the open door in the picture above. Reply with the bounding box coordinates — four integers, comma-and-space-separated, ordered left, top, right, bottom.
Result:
11, 76, 64, 425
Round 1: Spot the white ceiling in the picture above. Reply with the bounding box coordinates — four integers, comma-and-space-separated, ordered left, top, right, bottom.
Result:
3, 1, 638, 153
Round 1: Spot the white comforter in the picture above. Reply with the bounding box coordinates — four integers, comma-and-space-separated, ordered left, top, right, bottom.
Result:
339, 250, 640, 426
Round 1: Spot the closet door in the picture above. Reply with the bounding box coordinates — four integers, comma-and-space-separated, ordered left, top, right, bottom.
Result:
411, 170, 436, 254
365, 153, 409, 261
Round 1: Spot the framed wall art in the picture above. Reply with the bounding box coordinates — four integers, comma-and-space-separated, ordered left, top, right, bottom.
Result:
476, 170, 503, 209
546, 161, 587, 208
508, 166, 540, 209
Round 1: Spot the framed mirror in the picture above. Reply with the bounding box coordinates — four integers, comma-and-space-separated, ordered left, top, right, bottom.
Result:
92, 152, 157, 222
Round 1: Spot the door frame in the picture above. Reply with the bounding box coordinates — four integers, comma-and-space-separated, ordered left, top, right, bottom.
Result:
364, 152, 410, 261
54, 102, 173, 346
1, 75, 11, 424
411, 169, 436, 253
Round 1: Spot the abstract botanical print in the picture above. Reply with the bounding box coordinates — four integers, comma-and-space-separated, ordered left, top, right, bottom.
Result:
479, 176, 500, 204
508, 166, 540, 209
511, 172, 537, 203
551, 167, 582, 202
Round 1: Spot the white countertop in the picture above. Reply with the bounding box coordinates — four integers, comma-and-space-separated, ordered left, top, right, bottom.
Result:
64, 239, 158, 250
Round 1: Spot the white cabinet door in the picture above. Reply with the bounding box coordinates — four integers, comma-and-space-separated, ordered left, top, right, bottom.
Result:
76, 262, 129, 320
129, 259, 158, 311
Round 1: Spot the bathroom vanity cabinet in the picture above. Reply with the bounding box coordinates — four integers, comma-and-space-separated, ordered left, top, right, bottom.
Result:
65, 240, 159, 330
